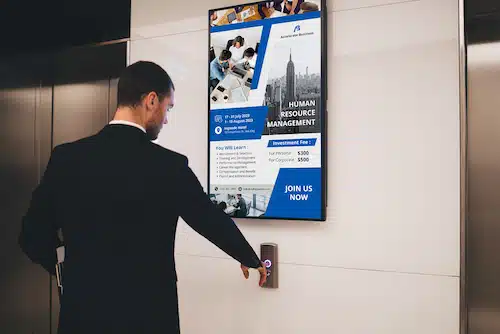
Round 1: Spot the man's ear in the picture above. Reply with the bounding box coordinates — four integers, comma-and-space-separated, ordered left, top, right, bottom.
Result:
144, 92, 157, 109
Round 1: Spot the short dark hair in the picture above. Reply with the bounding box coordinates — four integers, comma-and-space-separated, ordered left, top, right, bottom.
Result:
219, 50, 232, 61
300, 2, 319, 12
233, 36, 245, 47
117, 61, 175, 108
243, 48, 255, 58
217, 202, 227, 210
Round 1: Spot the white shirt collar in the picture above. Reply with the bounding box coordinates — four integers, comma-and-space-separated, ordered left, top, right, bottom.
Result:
109, 120, 146, 133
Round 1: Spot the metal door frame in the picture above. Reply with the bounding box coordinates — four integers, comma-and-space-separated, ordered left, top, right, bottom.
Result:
459, 0, 468, 333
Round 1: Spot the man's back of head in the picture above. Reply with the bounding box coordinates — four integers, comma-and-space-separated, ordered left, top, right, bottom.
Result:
114, 61, 176, 141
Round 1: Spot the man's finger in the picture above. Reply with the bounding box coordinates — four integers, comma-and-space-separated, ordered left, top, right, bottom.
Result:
240, 265, 249, 279
258, 266, 267, 287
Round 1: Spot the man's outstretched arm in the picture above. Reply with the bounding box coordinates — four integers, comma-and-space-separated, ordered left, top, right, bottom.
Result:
177, 158, 264, 273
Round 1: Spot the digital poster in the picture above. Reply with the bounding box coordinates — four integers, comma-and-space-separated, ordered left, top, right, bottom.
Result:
208, 0, 326, 221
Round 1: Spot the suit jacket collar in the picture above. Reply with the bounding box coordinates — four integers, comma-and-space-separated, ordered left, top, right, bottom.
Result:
99, 124, 150, 141
109, 120, 146, 133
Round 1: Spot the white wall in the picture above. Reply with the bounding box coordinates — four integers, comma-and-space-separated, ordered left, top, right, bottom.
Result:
130, 0, 461, 333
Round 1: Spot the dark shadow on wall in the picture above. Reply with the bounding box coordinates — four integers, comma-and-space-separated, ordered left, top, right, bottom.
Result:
466, 0, 500, 44
0, 0, 131, 55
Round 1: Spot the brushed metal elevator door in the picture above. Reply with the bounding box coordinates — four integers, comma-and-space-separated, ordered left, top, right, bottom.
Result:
467, 42, 500, 334
0, 86, 52, 333
52, 80, 112, 146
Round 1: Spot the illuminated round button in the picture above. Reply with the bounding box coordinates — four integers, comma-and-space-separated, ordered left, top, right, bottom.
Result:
264, 259, 272, 268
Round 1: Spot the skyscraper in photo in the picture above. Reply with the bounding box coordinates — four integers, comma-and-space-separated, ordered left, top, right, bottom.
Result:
266, 84, 273, 104
286, 49, 296, 103
275, 83, 282, 111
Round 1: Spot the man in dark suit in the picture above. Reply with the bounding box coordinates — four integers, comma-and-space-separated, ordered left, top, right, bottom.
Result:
18, 61, 266, 334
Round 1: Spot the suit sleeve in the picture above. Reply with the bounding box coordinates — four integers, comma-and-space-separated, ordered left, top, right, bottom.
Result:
177, 158, 261, 269
18, 146, 63, 275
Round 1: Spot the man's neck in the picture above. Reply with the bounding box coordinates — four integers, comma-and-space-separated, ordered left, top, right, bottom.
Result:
111, 107, 147, 133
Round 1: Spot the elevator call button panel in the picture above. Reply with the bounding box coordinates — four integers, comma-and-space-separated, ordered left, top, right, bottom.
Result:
260, 243, 278, 289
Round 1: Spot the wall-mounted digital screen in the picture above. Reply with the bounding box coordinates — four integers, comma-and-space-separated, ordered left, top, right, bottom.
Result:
208, 0, 327, 221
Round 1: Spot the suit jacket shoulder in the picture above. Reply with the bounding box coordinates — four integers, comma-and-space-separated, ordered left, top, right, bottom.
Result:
149, 142, 189, 169
51, 134, 99, 159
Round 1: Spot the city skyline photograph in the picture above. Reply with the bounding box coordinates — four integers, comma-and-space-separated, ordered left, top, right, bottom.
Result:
267, 36, 321, 81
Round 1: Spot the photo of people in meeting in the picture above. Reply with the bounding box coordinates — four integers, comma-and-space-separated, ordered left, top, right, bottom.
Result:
209, 1, 321, 27
209, 27, 262, 106
210, 193, 270, 218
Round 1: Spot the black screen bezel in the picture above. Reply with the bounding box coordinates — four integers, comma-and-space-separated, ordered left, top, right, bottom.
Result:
207, 0, 328, 222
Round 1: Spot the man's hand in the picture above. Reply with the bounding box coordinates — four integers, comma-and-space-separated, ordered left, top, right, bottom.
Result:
241, 262, 267, 287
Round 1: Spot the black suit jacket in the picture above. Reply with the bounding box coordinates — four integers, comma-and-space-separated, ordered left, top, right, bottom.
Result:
18, 124, 261, 334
